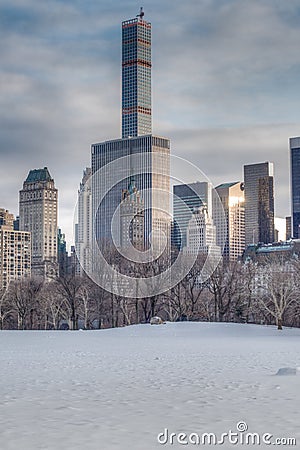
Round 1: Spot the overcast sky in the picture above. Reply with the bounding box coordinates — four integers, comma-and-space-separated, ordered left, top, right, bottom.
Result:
1, 0, 299, 245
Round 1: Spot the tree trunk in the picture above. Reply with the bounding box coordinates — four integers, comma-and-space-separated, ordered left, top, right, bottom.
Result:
277, 317, 283, 330
111, 294, 115, 328
135, 298, 139, 324
71, 311, 77, 330
151, 297, 155, 317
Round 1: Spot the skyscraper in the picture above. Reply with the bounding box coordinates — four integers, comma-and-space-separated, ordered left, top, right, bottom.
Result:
92, 136, 170, 248
122, 7, 152, 139
184, 206, 221, 258
19, 167, 58, 278
76, 168, 92, 275
215, 182, 245, 261
290, 137, 300, 238
244, 162, 274, 245
91, 10, 170, 252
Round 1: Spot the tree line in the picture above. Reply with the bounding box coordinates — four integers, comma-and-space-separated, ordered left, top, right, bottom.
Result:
1, 255, 300, 331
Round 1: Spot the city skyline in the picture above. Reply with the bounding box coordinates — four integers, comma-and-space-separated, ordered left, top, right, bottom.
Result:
1, 1, 300, 244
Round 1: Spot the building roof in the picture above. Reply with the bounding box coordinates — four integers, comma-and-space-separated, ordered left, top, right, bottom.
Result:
216, 182, 239, 189
257, 244, 292, 253
25, 167, 53, 183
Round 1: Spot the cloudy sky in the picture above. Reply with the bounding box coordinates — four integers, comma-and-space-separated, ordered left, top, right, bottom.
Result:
1, 0, 299, 245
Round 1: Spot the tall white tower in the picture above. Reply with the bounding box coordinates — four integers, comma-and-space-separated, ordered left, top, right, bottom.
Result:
76, 168, 92, 275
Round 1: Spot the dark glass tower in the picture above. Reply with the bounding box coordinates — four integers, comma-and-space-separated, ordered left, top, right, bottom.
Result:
244, 162, 274, 245
122, 8, 152, 138
290, 137, 300, 238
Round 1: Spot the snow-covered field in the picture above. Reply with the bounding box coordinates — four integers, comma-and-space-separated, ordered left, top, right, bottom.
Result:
1, 322, 300, 449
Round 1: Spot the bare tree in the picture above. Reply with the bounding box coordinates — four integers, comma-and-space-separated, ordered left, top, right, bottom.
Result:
208, 261, 241, 322
54, 274, 83, 330
163, 283, 187, 322
0, 287, 12, 330
8, 278, 43, 330
181, 255, 208, 320
40, 282, 66, 329
90, 283, 110, 329
238, 260, 258, 323
257, 263, 298, 330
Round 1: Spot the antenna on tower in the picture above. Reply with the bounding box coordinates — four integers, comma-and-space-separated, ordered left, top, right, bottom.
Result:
137, 6, 144, 20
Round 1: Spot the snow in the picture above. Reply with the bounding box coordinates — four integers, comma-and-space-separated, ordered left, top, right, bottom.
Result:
1, 322, 300, 449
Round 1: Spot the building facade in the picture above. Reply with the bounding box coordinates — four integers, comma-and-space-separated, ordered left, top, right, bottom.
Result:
290, 137, 300, 238
122, 8, 152, 139
19, 167, 58, 278
173, 182, 213, 249
76, 168, 92, 275
0, 209, 14, 229
215, 182, 245, 261
92, 135, 170, 249
0, 212, 31, 289
120, 179, 144, 250
244, 162, 274, 245
57, 228, 69, 276
274, 217, 286, 242
184, 206, 221, 258
286, 216, 292, 240
244, 239, 300, 263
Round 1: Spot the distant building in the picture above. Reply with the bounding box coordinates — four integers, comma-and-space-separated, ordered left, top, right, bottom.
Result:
244, 162, 274, 245
0, 209, 14, 228
184, 206, 221, 258
286, 216, 292, 240
0, 211, 31, 289
290, 137, 300, 238
68, 245, 79, 276
57, 228, 68, 276
13, 216, 19, 231
120, 179, 144, 250
19, 167, 58, 278
215, 182, 245, 261
274, 217, 286, 242
173, 182, 213, 249
243, 240, 300, 263
76, 168, 92, 275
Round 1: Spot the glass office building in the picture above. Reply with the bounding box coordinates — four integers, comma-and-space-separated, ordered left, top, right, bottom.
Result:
92, 135, 170, 248
244, 162, 274, 245
290, 137, 300, 238
215, 182, 245, 261
173, 182, 213, 249
122, 9, 152, 138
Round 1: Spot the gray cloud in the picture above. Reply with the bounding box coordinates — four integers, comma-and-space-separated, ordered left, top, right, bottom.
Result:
0, 0, 299, 244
